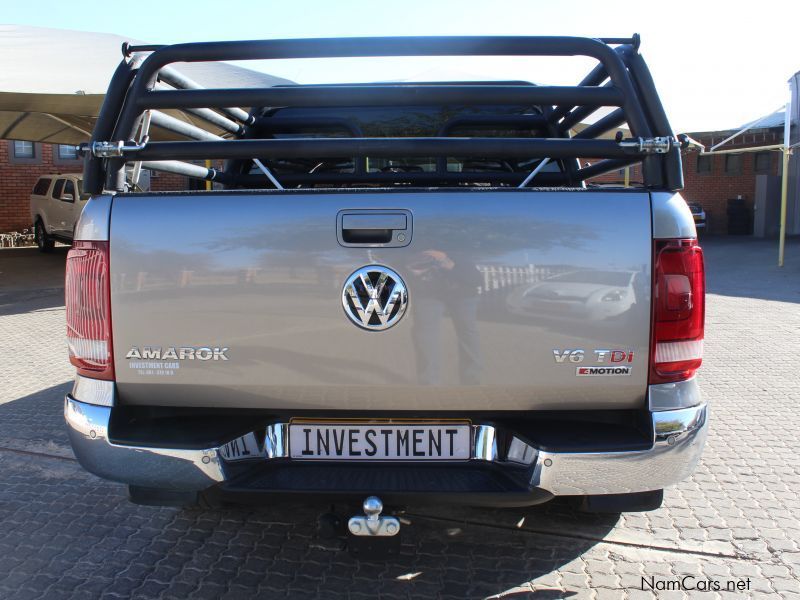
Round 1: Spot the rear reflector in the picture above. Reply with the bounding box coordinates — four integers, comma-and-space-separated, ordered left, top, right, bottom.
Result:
650, 239, 705, 384
65, 241, 114, 380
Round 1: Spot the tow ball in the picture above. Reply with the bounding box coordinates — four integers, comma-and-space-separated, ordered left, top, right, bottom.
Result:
347, 496, 401, 558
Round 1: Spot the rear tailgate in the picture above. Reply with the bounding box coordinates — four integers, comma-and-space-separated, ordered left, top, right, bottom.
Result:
110, 189, 651, 411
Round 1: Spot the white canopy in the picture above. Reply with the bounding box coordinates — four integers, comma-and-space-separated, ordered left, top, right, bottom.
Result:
0, 25, 292, 144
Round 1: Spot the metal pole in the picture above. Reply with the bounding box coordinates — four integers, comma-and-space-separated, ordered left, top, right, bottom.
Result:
205, 160, 212, 191
778, 100, 791, 267
130, 137, 639, 162
150, 110, 225, 141
158, 66, 254, 124
252, 159, 284, 190
624, 166, 630, 187
710, 106, 784, 152
519, 158, 551, 188
130, 110, 152, 188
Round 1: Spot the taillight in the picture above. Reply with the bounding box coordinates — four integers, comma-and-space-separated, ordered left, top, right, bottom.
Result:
65, 241, 114, 380
650, 239, 705, 384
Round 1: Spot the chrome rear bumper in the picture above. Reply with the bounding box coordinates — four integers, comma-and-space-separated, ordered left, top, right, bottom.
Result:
65, 377, 707, 497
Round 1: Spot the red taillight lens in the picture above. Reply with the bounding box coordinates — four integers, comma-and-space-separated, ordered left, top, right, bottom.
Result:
650, 239, 705, 384
65, 241, 114, 380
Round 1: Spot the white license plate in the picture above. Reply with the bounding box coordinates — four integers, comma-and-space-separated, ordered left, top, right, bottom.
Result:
219, 432, 264, 461
289, 422, 471, 461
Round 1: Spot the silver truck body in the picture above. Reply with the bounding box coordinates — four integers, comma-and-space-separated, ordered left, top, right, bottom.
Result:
109, 189, 652, 411
63, 35, 707, 512
66, 190, 706, 503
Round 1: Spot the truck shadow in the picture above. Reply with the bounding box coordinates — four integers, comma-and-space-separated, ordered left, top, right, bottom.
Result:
0, 381, 72, 453
0, 383, 619, 599
0, 246, 68, 316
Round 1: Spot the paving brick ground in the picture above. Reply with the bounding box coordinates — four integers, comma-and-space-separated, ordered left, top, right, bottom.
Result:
1, 238, 799, 599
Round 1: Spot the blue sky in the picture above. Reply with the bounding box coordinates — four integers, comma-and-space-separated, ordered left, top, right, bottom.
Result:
3, 0, 799, 132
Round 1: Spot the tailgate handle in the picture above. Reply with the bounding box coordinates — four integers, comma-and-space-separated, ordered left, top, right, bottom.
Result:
338, 211, 411, 246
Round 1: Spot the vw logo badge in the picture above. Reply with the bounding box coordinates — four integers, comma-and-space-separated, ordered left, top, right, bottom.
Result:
342, 266, 408, 331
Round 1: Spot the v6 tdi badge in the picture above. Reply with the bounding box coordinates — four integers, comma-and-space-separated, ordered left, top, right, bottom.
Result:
553, 348, 635, 376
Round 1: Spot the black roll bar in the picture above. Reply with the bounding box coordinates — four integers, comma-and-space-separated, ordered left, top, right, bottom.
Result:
113, 36, 651, 141
256, 116, 363, 136
131, 137, 637, 162
434, 114, 550, 174
548, 62, 609, 124
84, 35, 678, 194
573, 109, 627, 139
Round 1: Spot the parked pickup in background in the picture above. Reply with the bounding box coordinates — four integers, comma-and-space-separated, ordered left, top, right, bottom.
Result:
29, 173, 87, 251
688, 202, 707, 231
63, 35, 707, 547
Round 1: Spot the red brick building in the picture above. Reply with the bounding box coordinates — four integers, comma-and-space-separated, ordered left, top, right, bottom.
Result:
679, 116, 784, 235
0, 140, 205, 234
584, 115, 784, 235
0, 140, 83, 233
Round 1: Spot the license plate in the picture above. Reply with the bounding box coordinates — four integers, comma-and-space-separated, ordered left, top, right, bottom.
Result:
219, 432, 264, 461
289, 421, 471, 461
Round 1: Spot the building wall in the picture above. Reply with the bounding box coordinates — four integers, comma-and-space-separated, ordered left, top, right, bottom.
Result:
680, 129, 782, 234
584, 161, 644, 186
149, 171, 191, 192
0, 140, 83, 233
586, 129, 783, 235
0, 141, 217, 233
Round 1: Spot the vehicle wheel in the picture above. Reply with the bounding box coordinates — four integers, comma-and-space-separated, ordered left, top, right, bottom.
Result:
35, 220, 54, 253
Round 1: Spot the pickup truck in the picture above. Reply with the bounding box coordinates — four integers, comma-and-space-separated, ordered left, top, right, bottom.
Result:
64, 36, 707, 537
29, 173, 87, 251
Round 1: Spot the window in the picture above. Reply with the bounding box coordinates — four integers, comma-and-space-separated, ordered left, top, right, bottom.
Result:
52, 179, 66, 200
724, 154, 742, 175
57, 144, 78, 160
33, 178, 52, 196
696, 155, 712, 174
61, 180, 76, 202
13, 140, 35, 158
754, 151, 771, 173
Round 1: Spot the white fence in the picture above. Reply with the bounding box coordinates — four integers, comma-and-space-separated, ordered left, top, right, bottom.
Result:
0, 229, 34, 248
476, 264, 561, 295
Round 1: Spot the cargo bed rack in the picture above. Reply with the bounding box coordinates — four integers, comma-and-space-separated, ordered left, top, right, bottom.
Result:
82, 35, 684, 194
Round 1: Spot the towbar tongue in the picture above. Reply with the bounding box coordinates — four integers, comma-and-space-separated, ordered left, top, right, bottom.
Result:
347, 496, 401, 559
348, 496, 400, 537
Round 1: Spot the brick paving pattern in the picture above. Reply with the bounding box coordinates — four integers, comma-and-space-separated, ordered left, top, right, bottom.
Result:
1, 238, 799, 599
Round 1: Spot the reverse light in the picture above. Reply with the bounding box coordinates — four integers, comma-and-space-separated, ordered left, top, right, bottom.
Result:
650, 239, 705, 384
65, 241, 114, 380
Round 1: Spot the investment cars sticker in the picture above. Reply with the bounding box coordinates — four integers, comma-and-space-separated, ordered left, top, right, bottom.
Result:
125, 346, 229, 377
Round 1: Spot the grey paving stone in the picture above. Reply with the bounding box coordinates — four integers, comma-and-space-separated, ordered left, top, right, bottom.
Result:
1, 238, 799, 599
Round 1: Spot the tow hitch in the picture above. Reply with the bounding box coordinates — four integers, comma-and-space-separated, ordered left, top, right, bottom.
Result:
347, 496, 401, 558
